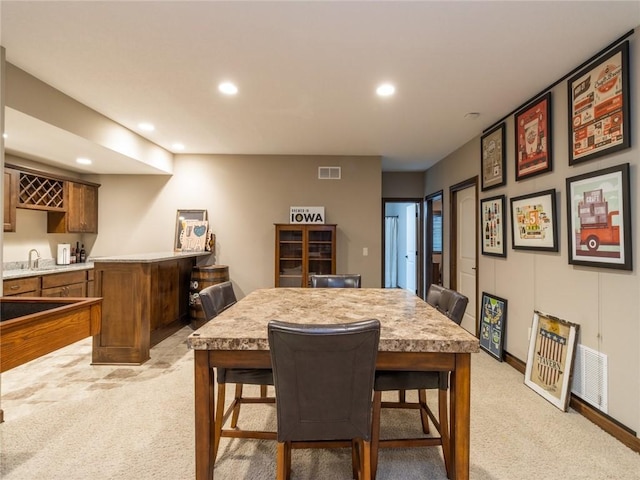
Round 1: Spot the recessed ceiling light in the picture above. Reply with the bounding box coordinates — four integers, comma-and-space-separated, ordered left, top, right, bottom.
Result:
2, 133, 7, 139
464, 112, 480, 120
172, 143, 185, 151
376, 83, 396, 97
138, 122, 155, 131
76, 157, 92, 165
218, 82, 238, 95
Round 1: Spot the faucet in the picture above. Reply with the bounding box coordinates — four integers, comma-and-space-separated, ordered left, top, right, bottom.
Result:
28, 248, 41, 270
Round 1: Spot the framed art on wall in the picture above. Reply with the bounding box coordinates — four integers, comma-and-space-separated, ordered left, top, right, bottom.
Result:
514, 92, 552, 181
480, 194, 506, 257
525, 311, 579, 412
566, 163, 631, 270
481, 123, 506, 191
568, 41, 630, 165
510, 189, 558, 252
479, 292, 507, 362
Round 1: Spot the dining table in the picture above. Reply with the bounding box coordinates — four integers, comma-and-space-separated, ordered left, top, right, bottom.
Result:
187, 287, 479, 479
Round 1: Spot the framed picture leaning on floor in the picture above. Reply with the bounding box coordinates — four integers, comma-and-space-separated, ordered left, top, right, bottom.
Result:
525, 311, 579, 412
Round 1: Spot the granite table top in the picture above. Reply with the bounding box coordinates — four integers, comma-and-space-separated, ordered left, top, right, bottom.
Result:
188, 288, 479, 354
92, 251, 211, 263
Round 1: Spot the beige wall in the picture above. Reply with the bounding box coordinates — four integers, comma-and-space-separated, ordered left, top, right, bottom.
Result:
425, 33, 639, 433
89, 154, 382, 295
382, 171, 424, 198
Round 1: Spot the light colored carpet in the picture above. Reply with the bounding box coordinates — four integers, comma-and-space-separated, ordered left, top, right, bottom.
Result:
1, 326, 639, 480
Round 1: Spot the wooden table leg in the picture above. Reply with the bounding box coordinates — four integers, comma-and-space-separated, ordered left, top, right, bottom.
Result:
195, 350, 215, 480
450, 353, 471, 480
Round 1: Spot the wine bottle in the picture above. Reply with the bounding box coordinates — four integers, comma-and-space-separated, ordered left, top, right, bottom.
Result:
80, 244, 86, 263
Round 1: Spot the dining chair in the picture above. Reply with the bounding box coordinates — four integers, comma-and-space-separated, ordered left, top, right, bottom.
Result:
198, 282, 276, 460
371, 285, 468, 479
268, 319, 380, 480
309, 273, 362, 288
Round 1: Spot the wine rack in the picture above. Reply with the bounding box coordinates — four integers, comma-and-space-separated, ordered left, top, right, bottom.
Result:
18, 172, 65, 211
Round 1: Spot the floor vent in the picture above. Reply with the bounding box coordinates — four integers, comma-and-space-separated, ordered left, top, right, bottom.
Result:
318, 166, 341, 180
571, 344, 608, 413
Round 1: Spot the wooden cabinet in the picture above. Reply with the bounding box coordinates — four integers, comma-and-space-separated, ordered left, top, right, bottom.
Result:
92, 256, 196, 365
48, 181, 99, 234
275, 224, 336, 287
66, 181, 98, 233
41, 271, 88, 297
3, 270, 92, 298
3, 277, 40, 297
3, 168, 18, 232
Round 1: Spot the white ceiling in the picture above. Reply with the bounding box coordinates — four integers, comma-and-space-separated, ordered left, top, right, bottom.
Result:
1, 1, 639, 173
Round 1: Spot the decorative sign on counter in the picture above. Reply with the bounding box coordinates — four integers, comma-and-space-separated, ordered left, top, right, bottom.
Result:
290, 206, 325, 224
175, 209, 208, 251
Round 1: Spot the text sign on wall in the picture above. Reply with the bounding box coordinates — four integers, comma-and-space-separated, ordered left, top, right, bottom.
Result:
290, 206, 325, 224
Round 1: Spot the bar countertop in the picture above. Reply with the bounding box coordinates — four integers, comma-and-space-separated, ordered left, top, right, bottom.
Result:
188, 288, 479, 354
92, 251, 211, 263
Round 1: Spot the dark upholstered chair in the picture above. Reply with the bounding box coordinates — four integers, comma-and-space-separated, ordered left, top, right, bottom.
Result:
198, 283, 275, 460
309, 274, 362, 288
371, 285, 468, 478
268, 319, 380, 480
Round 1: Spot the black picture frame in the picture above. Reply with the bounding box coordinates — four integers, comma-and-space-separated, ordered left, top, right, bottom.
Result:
510, 189, 558, 252
480, 194, 507, 258
481, 123, 506, 191
568, 41, 630, 165
514, 92, 553, 181
566, 163, 631, 270
479, 292, 507, 362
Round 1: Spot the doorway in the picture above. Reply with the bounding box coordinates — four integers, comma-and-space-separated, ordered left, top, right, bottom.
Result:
450, 178, 478, 336
425, 191, 443, 291
382, 199, 422, 296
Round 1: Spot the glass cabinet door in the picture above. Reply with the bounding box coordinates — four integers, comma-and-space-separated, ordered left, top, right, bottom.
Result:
275, 224, 336, 287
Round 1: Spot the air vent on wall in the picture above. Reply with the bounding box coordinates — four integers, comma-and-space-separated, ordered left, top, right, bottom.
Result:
318, 166, 341, 180
571, 344, 608, 413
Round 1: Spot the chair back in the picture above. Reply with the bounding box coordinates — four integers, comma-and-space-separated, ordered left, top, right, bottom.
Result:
268, 319, 380, 443
309, 274, 361, 288
426, 284, 468, 325
199, 281, 237, 319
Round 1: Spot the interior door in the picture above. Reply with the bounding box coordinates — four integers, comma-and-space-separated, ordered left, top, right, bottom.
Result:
456, 184, 477, 335
405, 203, 417, 294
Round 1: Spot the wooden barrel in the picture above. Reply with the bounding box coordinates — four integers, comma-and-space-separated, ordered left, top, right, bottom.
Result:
189, 265, 229, 328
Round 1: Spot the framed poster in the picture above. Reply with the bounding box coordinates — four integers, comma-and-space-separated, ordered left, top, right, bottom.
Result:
525, 311, 579, 411
480, 194, 506, 257
514, 92, 552, 181
481, 123, 506, 191
510, 189, 558, 252
479, 292, 507, 361
174, 209, 208, 251
566, 163, 631, 270
568, 41, 630, 165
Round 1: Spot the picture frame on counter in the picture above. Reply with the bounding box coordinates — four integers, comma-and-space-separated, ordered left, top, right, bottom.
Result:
514, 92, 553, 181
174, 209, 208, 252
525, 310, 579, 412
481, 123, 506, 191
479, 292, 507, 362
566, 163, 631, 270
510, 189, 558, 252
567, 41, 630, 165
480, 194, 507, 258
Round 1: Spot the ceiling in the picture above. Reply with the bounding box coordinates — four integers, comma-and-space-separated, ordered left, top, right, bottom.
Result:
1, 1, 639, 174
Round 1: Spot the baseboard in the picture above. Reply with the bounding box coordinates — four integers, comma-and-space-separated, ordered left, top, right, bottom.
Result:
503, 351, 640, 454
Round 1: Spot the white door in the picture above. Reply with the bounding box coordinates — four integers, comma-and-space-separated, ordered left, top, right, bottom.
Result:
457, 186, 477, 334
405, 203, 417, 294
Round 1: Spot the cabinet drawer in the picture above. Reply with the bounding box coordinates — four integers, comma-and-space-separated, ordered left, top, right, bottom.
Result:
41, 270, 87, 289
41, 282, 87, 298
3, 277, 40, 296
